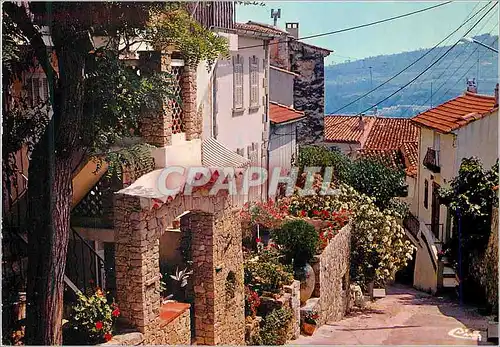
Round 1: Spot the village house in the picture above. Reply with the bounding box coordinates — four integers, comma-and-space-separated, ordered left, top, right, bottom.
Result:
245, 21, 332, 145
409, 83, 498, 293
323, 114, 420, 214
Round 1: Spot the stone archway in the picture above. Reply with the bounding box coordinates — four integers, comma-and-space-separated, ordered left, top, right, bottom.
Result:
113, 191, 245, 345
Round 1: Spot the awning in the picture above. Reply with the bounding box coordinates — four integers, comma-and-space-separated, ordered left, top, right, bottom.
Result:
202, 137, 251, 169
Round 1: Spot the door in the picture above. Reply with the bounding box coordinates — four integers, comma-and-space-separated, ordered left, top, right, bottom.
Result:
431, 182, 441, 239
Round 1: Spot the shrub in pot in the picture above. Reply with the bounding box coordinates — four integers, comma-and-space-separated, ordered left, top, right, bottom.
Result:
302, 310, 319, 335
271, 219, 319, 303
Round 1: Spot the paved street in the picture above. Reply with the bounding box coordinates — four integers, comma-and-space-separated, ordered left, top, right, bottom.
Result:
292, 284, 494, 345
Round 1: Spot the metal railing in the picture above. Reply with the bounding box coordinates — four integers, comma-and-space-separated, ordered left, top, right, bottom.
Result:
425, 223, 444, 242
423, 148, 441, 173
65, 227, 107, 295
403, 212, 420, 241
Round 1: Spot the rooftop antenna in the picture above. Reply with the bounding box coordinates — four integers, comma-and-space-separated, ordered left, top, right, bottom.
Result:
271, 8, 281, 27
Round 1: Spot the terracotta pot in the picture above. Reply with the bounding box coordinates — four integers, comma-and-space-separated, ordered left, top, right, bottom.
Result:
297, 263, 315, 304
172, 220, 180, 229
302, 322, 316, 336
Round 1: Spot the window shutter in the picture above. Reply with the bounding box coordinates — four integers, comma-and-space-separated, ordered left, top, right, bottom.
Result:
233, 55, 244, 110
42, 78, 48, 101
249, 56, 259, 108
33, 78, 40, 105
26, 78, 33, 107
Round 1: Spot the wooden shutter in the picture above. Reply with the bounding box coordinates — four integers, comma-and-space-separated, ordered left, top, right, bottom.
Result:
233, 55, 244, 110
249, 56, 259, 108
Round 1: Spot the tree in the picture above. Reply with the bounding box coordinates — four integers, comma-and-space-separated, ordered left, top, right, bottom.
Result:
345, 156, 407, 210
2, 2, 227, 344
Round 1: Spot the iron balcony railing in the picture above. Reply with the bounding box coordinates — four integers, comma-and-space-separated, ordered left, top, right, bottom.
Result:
423, 148, 441, 173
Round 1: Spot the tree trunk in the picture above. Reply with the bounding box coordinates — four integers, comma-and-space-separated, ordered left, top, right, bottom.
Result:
24, 39, 86, 345
25, 135, 73, 345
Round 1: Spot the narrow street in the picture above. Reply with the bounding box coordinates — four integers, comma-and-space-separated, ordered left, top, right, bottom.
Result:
292, 284, 494, 345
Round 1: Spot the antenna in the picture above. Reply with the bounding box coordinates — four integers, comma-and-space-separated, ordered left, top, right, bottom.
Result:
271, 8, 281, 26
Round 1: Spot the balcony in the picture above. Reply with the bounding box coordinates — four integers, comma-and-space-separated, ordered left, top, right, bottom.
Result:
423, 148, 441, 173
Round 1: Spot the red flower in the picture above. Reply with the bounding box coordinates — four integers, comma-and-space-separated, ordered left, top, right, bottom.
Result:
104, 333, 113, 341
256, 237, 262, 243
313, 210, 320, 216
300, 210, 307, 217
112, 308, 120, 317
95, 321, 103, 330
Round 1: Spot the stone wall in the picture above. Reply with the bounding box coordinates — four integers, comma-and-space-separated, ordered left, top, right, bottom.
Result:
181, 66, 202, 141
138, 51, 173, 147
310, 223, 351, 325
289, 41, 328, 145
113, 191, 245, 345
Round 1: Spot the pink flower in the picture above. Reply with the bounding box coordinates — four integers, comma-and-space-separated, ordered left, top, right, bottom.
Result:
112, 308, 120, 317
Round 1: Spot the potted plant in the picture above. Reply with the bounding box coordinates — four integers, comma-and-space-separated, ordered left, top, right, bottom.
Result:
271, 219, 319, 304
302, 311, 319, 336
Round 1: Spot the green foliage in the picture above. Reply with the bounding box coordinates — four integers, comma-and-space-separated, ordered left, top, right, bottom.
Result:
271, 219, 319, 266
244, 259, 294, 294
146, 5, 229, 67
345, 156, 407, 210
297, 146, 351, 182
258, 307, 293, 345
63, 289, 119, 345
438, 157, 499, 300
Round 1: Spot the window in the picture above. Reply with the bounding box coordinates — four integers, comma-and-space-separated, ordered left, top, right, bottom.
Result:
433, 132, 440, 151
249, 56, 259, 109
424, 179, 429, 209
232, 55, 244, 110
24, 74, 49, 107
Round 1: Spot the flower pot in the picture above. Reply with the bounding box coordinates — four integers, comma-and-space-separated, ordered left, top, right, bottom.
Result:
302, 322, 316, 336
296, 263, 315, 304
373, 288, 386, 298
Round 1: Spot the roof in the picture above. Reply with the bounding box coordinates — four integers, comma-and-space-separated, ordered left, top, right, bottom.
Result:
357, 149, 404, 169
364, 117, 420, 150
411, 92, 497, 133
243, 21, 332, 54
270, 102, 306, 124
400, 141, 419, 177
233, 22, 283, 38
324, 115, 376, 143
270, 65, 299, 77
201, 137, 251, 168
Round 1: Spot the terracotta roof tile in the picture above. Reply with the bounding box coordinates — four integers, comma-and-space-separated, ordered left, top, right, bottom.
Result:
364, 118, 420, 150
400, 141, 419, 178
357, 149, 404, 170
324, 115, 376, 143
411, 92, 496, 133
270, 102, 305, 124
234, 22, 284, 37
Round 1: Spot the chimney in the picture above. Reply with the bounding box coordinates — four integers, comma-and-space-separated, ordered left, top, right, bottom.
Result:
358, 115, 364, 131
285, 22, 299, 39
466, 78, 477, 93
495, 83, 499, 107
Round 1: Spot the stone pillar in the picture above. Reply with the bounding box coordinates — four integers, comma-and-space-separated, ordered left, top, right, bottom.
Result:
181, 65, 201, 140
138, 51, 173, 147
191, 208, 245, 345
114, 194, 162, 333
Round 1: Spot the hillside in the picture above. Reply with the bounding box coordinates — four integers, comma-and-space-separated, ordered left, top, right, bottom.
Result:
325, 33, 498, 118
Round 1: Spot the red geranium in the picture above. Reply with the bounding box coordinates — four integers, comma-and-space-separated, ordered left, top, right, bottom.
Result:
112, 307, 120, 317
95, 321, 103, 330
256, 237, 262, 243
104, 332, 113, 341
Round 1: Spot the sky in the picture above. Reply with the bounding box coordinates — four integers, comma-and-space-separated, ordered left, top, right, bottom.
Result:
236, 1, 499, 66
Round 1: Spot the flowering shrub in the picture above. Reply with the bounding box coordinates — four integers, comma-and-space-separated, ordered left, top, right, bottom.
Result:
303, 310, 319, 325
331, 184, 416, 287
63, 288, 119, 345
244, 258, 294, 294
271, 219, 319, 266
244, 286, 261, 317
240, 199, 288, 230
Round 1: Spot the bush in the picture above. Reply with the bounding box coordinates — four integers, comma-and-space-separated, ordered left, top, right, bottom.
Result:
345, 156, 407, 210
63, 289, 120, 345
244, 259, 294, 294
258, 307, 293, 345
297, 145, 351, 182
271, 219, 319, 266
